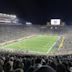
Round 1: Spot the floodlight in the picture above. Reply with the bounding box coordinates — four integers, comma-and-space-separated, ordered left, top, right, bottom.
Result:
26, 22, 32, 25
10, 15, 16, 18
0, 20, 11, 23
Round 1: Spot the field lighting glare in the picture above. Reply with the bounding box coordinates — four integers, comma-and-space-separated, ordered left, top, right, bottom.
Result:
10, 15, 16, 18
26, 22, 32, 25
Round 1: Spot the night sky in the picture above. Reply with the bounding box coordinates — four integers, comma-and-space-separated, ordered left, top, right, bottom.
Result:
0, 0, 72, 24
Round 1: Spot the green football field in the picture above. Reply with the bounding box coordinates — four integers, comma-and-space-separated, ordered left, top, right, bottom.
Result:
1, 35, 59, 54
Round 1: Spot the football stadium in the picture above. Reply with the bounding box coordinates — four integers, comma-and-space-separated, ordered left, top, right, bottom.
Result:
0, 13, 72, 72
0, 0, 72, 72
1, 35, 59, 54
0, 14, 65, 55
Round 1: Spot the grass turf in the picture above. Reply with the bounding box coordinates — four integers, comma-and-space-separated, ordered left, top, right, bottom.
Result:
1, 35, 58, 53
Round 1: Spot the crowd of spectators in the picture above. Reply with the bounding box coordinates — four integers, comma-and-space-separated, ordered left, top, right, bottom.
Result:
0, 24, 64, 43
0, 24, 72, 72
0, 53, 71, 72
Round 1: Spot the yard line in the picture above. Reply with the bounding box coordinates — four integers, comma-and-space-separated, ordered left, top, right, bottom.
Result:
0, 34, 36, 46
47, 41, 57, 54
47, 36, 60, 54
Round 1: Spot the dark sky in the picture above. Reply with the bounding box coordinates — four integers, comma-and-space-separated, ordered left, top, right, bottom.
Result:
0, 0, 72, 24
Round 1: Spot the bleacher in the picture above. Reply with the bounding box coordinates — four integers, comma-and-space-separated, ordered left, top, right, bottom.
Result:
0, 23, 72, 72
0, 52, 71, 72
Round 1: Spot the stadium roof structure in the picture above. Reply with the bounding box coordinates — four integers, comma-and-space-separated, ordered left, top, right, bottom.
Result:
0, 13, 18, 24
0, 13, 31, 25
0, 13, 16, 19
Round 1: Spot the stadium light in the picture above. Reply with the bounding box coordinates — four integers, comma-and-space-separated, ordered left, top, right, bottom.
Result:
26, 22, 32, 25
10, 15, 16, 18
0, 20, 11, 23
0, 13, 17, 18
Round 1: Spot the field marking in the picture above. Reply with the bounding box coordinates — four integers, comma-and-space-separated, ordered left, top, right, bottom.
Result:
47, 41, 57, 54
59, 35, 64, 48
0, 47, 45, 55
0, 34, 36, 46
47, 36, 61, 54
58, 35, 65, 51
0, 35, 61, 55
0, 35, 48, 54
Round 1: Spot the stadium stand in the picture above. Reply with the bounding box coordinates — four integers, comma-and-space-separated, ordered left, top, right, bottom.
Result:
0, 24, 64, 43
0, 23, 72, 72
0, 53, 71, 72
0, 13, 72, 72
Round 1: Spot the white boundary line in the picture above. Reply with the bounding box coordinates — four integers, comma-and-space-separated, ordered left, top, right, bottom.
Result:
47, 36, 61, 54
47, 41, 57, 53
0, 34, 36, 46
0, 35, 46, 54
0, 35, 61, 55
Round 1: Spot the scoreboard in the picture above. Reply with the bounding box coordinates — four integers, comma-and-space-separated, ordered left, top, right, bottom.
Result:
47, 19, 65, 29
51, 19, 61, 26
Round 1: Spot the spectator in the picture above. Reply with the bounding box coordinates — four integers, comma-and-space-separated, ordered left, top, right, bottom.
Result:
14, 68, 24, 72
56, 63, 67, 72
33, 65, 56, 72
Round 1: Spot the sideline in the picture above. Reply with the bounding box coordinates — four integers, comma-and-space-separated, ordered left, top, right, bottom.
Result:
0, 34, 36, 46
47, 36, 61, 54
